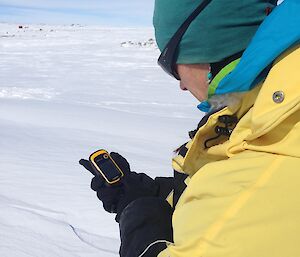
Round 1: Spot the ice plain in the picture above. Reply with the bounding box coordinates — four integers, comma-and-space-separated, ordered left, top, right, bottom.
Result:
0, 23, 201, 256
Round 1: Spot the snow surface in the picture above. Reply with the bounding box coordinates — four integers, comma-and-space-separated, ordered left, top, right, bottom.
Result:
0, 23, 201, 256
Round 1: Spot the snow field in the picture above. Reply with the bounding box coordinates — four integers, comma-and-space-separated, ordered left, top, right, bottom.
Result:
0, 23, 201, 257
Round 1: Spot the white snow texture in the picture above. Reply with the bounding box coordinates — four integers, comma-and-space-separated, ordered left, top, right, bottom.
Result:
0, 24, 201, 257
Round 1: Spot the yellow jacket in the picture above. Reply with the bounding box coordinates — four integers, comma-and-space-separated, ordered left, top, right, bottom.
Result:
159, 45, 300, 257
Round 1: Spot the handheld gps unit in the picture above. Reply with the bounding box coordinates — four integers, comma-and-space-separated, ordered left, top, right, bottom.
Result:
89, 149, 124, 185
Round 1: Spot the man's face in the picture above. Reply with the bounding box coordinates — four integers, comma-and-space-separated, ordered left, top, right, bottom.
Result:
177, 63, 210, 102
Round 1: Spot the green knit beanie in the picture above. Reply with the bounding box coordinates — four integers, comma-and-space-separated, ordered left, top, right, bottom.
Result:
153, 0, 277, 64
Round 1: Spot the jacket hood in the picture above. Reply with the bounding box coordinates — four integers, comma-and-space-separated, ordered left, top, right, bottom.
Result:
216, 0, 300, 95
227, 45, 300, 159
173, 44, 300, 176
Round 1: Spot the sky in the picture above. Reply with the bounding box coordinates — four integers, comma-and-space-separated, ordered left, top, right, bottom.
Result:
0, 0, 155, 26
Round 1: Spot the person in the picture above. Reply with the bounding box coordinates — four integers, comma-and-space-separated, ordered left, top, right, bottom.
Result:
80, 0, 300, 256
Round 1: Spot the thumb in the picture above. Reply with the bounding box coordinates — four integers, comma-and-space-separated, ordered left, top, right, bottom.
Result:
79, 159, 97, 176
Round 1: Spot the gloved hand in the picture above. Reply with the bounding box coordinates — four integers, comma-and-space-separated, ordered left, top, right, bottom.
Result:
79, 152, 160, 222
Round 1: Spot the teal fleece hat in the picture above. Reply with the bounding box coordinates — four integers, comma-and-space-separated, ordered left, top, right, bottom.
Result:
153, 0, 277, 64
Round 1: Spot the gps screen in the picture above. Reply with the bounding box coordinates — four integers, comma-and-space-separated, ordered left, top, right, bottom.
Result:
94, 155, 122, 181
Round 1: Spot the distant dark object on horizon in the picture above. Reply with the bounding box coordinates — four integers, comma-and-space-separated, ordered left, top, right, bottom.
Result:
121, 38, 157, 48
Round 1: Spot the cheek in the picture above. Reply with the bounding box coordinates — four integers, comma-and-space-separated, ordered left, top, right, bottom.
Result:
188, 75, 208, 92
182, 74, 209, 101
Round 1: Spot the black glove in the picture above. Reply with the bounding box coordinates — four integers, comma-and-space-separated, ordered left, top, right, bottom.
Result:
119, 197, 174, 257
79, 152, 160, 221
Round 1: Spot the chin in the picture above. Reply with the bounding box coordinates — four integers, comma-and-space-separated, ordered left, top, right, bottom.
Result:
195, 94, 208, 102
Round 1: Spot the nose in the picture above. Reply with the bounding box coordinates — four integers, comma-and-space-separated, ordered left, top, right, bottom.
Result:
180, 82, 188, 91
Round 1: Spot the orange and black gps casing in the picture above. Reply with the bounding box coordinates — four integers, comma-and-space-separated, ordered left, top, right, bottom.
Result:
89, 149, 124, 185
